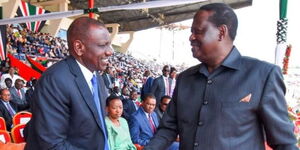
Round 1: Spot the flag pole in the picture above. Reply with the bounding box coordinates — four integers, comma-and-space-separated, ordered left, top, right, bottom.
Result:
88, 0, 94, 18
275, 0, 288, 69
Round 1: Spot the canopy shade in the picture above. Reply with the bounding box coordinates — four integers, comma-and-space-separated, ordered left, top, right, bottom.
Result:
70, 0, 253, 32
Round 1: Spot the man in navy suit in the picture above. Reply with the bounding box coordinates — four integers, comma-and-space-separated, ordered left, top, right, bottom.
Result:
129, 93, 178, 150
24, 17, 113, 150
141, 70, 154, 99
151, 65, 171, 107
144, 3, 297, 150
0, 89, 24, 131
122, 89, 140, 121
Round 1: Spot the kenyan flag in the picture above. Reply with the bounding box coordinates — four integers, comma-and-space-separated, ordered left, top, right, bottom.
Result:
26, 55, 47, 74
16, 1, 50, 32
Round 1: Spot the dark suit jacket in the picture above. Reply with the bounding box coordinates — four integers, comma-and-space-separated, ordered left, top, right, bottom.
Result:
128, 107, 159, 146
122, 98, 138, 121
25, 87, 34, 111
24, 56, 109, 150
150, 76, 171, 106
144, 47, 298, 150
0, 100, 18, 131
141, 77, 154, 98
102, 73, 114, 90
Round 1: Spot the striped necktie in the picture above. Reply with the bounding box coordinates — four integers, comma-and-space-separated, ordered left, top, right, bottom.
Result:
148, 114, 156, 133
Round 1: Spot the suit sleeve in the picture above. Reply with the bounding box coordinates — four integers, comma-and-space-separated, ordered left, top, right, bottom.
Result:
258, 66, 298, 150
144, 77, 179, 150
122, 100, 130, 120
32, 75, 81, 150
150, 78, 158, 94
128, 115, 150, 146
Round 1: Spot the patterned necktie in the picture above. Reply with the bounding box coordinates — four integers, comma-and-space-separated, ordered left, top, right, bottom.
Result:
6, 102, 15, 117
91, 75, 110, 150
148, 114, 156, 133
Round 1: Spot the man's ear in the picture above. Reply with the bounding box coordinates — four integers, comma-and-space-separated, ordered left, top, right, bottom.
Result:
218, 24, 228, 41
73, 40, 85, 56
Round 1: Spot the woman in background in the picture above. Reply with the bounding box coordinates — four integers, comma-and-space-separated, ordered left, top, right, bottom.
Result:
105, 95, 137, 150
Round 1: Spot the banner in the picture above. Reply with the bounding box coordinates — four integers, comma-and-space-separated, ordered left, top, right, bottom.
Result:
8, 54, 41, 80
26, 55, 47, 74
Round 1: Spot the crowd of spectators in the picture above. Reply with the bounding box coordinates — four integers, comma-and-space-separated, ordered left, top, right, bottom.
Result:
6, 24, 68, 61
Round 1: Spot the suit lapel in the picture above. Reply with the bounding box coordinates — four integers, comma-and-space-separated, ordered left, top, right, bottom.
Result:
0, 102, 9, 117
152, 112, 159, 128
97, 75, 108, 115
66, 57, 104, 132
139, 108, 153, 134
129, 100, 136, 111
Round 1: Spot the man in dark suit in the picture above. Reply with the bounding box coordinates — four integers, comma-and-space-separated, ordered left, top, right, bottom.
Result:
150, 65, 171, 107
144, 3, 298, 150
9, 78, 28, 109
154, 95, 171, 122
102, 66, 114, 92
141, 70, 154, 99
25, 78, 37, 110
129, 94, 178, 150
0, 89, 19, 131
129, 93, 159, 146
122, 89, 140, 121
24, 17, 113, 150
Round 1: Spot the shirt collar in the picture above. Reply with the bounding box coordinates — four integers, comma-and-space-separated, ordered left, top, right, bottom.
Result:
1, 100, 9, 105
141, 107, 151, 117
76, 60, 95, 82
221, 46, 241, 70
198, 46, 241, 75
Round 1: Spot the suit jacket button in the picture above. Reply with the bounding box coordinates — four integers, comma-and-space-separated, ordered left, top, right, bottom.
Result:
207, 79, 213, 84
198, 121, 203, 126
194, 142, 199, 147
203, 101, 208, 105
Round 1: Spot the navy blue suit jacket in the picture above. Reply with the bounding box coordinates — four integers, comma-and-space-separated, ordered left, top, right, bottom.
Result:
24, 56, 109, 150
0, 100, 19, 131
122, 98, 138, 121
141, 77, 154, 98
151, 76, 171, 106
128, 107, 159, 146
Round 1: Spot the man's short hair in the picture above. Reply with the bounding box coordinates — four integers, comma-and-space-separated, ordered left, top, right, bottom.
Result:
142, 93, 156, 102
67, 17, 105, 50
0, 88, 9, 95
162, 65, 170, 71
160, 95, 171, 102
199, 3, 238, 41
4, 78, 12, 82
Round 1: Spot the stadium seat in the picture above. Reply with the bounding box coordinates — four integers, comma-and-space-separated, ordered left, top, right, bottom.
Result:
0, 130, 11, 143
0, 117, 6, 131
13, 111, 32, 126
11, 124, 26, 143
0, 142, 26, 150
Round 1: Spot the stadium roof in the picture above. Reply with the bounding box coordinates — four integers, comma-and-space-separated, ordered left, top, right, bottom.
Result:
69, 0, 253, 32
